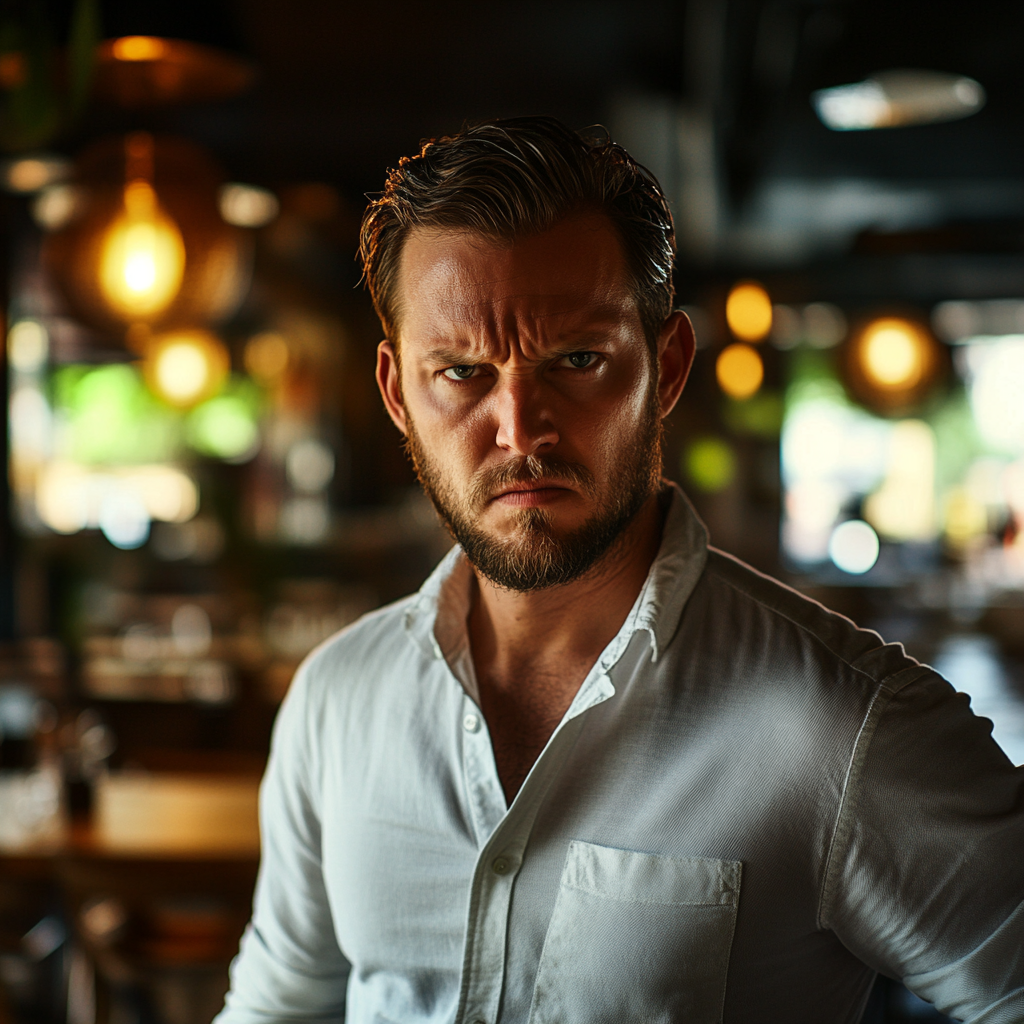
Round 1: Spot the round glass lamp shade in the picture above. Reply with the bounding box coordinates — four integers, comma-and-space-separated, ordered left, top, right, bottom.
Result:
842, 315, 945, 415
44, 133, 251, 339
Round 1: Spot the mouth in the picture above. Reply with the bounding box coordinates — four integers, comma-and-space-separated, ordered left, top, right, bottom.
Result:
491, 480, 575, 507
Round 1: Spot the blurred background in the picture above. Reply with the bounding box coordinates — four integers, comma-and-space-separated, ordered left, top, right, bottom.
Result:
0, 1, 1021, 1021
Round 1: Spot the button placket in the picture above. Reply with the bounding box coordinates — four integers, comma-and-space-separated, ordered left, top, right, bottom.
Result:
461, 701, 505, 844
457, 708, 601, 1024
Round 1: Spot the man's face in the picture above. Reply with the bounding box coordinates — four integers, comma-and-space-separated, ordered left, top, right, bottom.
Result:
377, 212, 687, 591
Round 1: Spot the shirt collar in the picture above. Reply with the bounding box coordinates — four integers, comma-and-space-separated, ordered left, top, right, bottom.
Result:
403, 481, 709, 667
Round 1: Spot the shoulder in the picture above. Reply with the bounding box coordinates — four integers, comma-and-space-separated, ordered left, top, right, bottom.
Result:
279, 593, 425, 720
693, 547, 926, 690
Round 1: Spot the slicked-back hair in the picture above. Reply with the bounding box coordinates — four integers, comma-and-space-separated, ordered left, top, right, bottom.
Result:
359, 116, 676, 351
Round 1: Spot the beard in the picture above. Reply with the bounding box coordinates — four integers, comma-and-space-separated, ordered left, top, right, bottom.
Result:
404, 390, 664, 593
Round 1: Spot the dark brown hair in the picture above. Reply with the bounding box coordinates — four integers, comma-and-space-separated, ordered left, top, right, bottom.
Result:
359, 116, 676, 349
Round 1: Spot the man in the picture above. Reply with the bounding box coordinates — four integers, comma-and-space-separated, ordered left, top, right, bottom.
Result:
217, 117, 1024, 1024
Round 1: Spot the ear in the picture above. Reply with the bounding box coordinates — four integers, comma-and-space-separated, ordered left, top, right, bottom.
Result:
376, 340, 409, 436
656, 310, 697, 418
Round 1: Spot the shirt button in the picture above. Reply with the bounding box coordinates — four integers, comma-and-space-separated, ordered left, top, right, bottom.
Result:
463, 713, 480, 733
492, 856, 510, 875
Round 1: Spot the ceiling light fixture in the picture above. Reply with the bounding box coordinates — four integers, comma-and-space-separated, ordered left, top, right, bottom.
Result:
813, 70, 985, 131
44, 132, 250, 341
844, 316, 943, 413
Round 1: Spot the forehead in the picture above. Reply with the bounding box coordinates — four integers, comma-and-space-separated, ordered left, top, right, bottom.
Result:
394, 212, 636, 341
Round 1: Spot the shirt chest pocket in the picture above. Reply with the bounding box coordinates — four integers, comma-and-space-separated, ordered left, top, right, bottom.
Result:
527, 841, 742, 1024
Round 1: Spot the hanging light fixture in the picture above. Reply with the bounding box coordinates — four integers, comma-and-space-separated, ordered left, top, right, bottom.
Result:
97, 133, 186, 321
43, 131, 252, 343
38, 25, 259, 346
843, 315, 944, 414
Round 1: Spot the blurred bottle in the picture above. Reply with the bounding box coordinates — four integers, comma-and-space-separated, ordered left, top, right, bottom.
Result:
60, 708, 116, 821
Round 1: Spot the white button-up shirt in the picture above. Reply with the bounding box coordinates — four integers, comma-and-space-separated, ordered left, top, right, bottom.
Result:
217, 485, 1024, 1024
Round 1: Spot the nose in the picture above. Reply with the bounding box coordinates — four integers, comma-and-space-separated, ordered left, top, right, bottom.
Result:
493, 376, 559, 456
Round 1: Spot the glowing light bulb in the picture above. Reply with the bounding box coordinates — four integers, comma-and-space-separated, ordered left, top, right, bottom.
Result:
716, 343, 764, 399
726, 281, 773, 342
98, 180, 186, 320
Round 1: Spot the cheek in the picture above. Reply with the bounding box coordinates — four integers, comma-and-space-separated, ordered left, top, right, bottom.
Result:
408, 388, 494, 467
566, 368, 651, 448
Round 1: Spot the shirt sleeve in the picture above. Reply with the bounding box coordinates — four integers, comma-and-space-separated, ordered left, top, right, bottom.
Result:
215, 658, 350, 1023
820, 666, 1024, 1023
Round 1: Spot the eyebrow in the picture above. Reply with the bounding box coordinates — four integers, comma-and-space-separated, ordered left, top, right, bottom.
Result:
422, 335, 612, 366
418, 307, 635, 365
424, 347, 476, 365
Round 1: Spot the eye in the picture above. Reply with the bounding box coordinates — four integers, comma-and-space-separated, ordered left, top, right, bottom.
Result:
562, 352, 598, 369
442, 365, 478, 380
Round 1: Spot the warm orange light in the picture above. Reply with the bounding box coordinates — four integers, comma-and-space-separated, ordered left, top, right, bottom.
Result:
98, 180, 186, 320
7, 159, 50, 192
857, 318, 928, 389
726, 281, 773, 342
112, 36, 168, 62
716, 343, 764, 399
244, 332, 289, 382
143, 330, 228, 407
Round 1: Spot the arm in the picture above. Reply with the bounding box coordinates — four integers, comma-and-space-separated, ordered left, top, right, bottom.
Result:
215, 661, 350, 1023
821, 667, 1024, 1022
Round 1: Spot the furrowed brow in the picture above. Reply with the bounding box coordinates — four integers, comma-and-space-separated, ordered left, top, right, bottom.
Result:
423, 347, 477, 365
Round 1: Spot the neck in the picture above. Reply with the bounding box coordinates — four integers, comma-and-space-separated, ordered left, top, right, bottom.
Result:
469, 489, 667, 676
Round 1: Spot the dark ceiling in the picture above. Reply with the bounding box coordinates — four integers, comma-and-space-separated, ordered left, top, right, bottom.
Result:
34, 0, 1024, 287
83, 0, 1023, 192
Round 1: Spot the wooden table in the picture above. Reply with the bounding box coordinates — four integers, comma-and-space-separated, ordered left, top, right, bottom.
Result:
0, 772, 262, 1024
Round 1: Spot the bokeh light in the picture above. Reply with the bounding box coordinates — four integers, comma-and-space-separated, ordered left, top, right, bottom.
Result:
54, 364, 180, 465
111, 36, 167, 62
7, 320, 48, 372
34, 463, 198, 539
131, 466, 199, 523
4, 156, 69, 193
286, 439, 335, 493
716, 343, 764, 399
726, 282, 773, 342
186, 394, 259, 461
98, 491, 151, 549
828, 520, 880, 574
219, 184, 280, 228
944, 488, 989, 549
968, 337, 1024, 452
244, 332, 289, 382
32, 183, 81, 231
859, 319, 927, 388
145, 330, 229, 408
863, 420, 936, 541
781, 367, 890, 565
845, 317, 941, 413
682, 437, 736, 493
99, 180, 186, 320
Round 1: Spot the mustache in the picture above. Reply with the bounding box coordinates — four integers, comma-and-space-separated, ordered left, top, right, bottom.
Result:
469, 454, 595, 505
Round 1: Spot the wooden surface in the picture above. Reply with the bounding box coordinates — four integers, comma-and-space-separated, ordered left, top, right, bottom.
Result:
91, 772, 261, 857
0, 771, 261, 862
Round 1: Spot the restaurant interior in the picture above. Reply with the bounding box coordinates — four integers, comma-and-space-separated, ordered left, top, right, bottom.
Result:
0, 0, 1022, 1021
